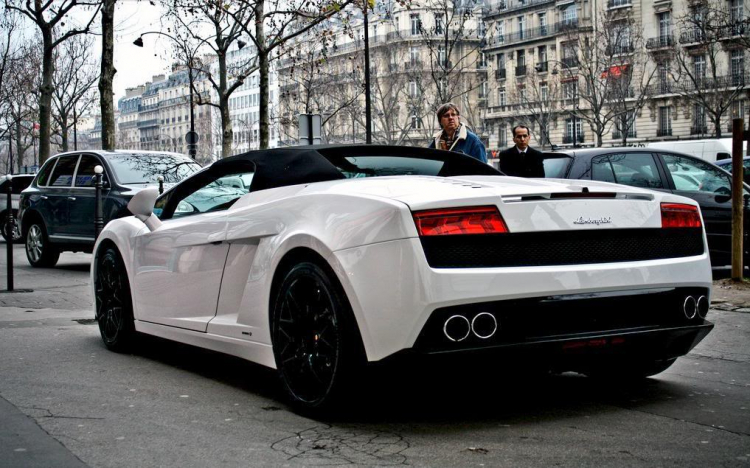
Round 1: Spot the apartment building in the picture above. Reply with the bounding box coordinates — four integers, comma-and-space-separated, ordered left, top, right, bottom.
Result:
117, 85, 145, 150
481, 0, 748, 151
276, 0, 487, 147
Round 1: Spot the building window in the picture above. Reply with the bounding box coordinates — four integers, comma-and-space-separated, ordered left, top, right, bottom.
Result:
497, 53, 505, 70
563, 80, 578, 101
658, 12, 671, 42
693, 104, 707, 133
408, 81, 418, 98
496, 21, 504, 44
518, 16, 525, 40
435, 14, 444, 35
731, 50, 744, 85
539, 13, 547, 35
480, 81, 488, 99
498, 124, 507, 147
410, 46, 420, 65
562, 4, 577, 25
693, 55, 706, 82
541, 82, 549, 101
411, 110, 422, 129
498, 88, 506, 106
731, 100, 746, 120
411, 14, 421, 35
438, 45, 447, 66
731, 0, 744, 25
565, 118, 583, 143
615, 110, 637, 138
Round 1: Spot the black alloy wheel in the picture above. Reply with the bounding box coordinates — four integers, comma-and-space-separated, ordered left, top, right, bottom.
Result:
95, 246, 136, 351
25, 221, 60, 268
271, 261, 361, 410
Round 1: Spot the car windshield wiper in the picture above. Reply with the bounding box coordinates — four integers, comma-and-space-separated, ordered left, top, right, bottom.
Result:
123, 181, 150, 185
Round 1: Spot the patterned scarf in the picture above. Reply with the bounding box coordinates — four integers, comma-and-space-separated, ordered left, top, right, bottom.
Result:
439, 124, 462, 151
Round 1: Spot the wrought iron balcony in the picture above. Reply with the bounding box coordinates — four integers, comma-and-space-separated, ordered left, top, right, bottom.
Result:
562, 134, 585, 144
646, 36, 674, 49
605, 44, 634, 55
679, 29, 706, 44
690, 125, 708, 135
516, 65, 527, 76
612, 130, 637, 139
561, 57, 579, 68
607, 0, 631, 8
535, 61, 548, 72
657, 128, 673, 137
495, 69, 507, 80
649, 81, 673, 95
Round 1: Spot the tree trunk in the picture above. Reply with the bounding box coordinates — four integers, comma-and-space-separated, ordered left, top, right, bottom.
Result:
256, 1, 269, 149
714, 118, 722, 139
60, 112, 69, 152
218, 51, 232, 158
14, 126, 23, 172
39, 28, 54, 164
99, 0, 116, 150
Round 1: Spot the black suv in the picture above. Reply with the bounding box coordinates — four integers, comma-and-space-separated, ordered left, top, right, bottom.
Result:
19, 150, 201, 267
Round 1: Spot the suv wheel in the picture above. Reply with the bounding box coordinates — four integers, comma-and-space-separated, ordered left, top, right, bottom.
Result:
26, 221, 60, 268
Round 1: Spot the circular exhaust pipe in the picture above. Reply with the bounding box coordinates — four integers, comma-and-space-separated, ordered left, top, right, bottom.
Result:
471, 312, 498, 339
443, 315, 471, 342
696, 295, 709, 319
683, 296, 697, 320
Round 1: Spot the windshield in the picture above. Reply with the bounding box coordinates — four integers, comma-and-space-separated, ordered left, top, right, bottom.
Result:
107, 153, 201, 184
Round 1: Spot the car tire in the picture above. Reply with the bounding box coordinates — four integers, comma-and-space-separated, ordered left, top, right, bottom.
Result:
94, 246, 136, 352
271, 261, 363, 412
1, 210, 22, 242
585, 358, 677, 380
25, 221, 60, 268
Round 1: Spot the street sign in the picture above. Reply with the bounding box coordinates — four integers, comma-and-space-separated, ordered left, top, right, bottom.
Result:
185, 131, 199, 145
298, 114, 323, 145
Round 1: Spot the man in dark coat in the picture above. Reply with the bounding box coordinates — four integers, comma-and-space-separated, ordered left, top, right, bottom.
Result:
428, 103, 487, 163
499, 125, 545, 177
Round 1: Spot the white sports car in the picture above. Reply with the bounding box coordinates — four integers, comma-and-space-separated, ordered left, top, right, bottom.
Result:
92, 145, 714, 410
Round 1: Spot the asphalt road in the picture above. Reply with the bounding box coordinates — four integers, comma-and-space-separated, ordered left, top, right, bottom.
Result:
1, 242, 749, 467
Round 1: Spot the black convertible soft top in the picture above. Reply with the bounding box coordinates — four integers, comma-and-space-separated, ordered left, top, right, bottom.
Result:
211, 144, 501, 192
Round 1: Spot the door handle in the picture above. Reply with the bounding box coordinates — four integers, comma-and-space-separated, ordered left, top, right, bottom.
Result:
68, 197, 76, 201
40, 196, 48, 200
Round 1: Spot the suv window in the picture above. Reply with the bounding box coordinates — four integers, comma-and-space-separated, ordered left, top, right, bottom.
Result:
48, 156, 79, 187
35, 159, 56, 186
591, 153, 663, 189
662, 154, 732, 195
75, 155, 109, 187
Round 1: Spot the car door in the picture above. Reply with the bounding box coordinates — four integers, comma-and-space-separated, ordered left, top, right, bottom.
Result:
44, 155, 80, 238
131, 170, 251, 332
658, 152, 749, 266
68, 154, 111, 240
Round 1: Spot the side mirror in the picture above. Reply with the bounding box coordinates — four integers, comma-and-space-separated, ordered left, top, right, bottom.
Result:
127, 187, 162, 231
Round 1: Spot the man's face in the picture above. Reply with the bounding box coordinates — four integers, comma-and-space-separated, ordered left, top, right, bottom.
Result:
513, 128, 530, 150
440, 109, 460, 133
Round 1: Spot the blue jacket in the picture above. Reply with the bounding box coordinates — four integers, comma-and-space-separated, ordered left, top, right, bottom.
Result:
429, 124, 487, 163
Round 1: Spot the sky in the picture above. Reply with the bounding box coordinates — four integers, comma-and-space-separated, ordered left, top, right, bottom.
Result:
111, 1, 175, 102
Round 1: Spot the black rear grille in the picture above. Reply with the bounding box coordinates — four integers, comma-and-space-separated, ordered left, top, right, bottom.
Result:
420, 228, 704, 268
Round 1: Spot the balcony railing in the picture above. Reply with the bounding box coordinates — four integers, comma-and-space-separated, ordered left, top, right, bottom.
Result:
535, 61, 548, 72
487, 0, 554, 16
607, 0, 632, 7
718, 23, 747, 39
657, 128, 673, 137
648, 81, 673, 95
563, 134, 585, 144
605, 44, 634, 55
679, 29, 706, 44
690, 125, 708, 135
561, 57, 579, 68
495, 69, 507, 80
485, 20, 579, 47
612, 129, 637, 139
516, 65, 527, 76
645, 35, 675, 49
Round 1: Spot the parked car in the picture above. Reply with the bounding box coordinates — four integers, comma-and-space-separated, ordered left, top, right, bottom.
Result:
93, 145, 712, 411
0, 174, 35, 242
715, 156, 750, 185
540, 148, 749, 267
647, 139, 747, 163
19, 150, 201, 267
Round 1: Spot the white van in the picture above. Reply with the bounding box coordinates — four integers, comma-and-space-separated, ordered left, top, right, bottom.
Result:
647, 138, 748, 163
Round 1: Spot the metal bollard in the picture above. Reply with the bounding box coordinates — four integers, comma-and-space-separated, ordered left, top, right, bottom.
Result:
158, 175, 164, 194
94, 166, 104, 239
5, 174, 13, 291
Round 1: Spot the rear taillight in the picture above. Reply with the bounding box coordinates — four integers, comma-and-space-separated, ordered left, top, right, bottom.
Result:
661, 203, 702, 228
413, 206, 509, 236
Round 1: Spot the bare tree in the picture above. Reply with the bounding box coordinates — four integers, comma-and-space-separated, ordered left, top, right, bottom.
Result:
513, 71, 560, 148
5, 0, 102, 164
670, 4, 748, 138
2, 41, 41, 171
52, 34, 99, 152
562, 8, 653, 147
227, 0, 357, 149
